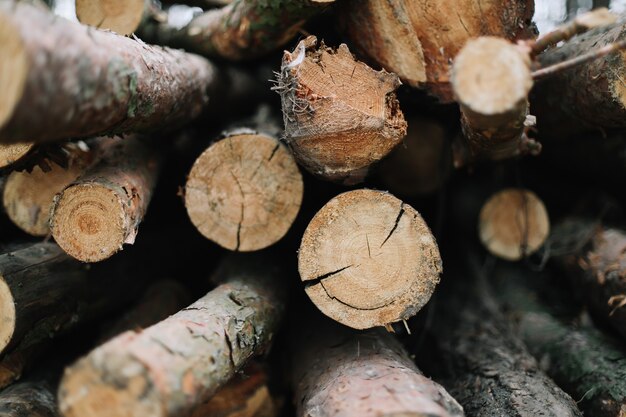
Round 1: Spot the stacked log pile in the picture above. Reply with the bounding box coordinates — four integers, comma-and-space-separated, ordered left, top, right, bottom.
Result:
2, 0, 626, 416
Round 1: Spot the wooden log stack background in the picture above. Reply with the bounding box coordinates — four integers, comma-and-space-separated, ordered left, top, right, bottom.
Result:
3, 0, 626, 415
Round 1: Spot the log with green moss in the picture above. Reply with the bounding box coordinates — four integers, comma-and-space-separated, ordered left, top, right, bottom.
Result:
493, 262, 626, 417
58, 253, 286, 417
138, 0, 335, 61
0, 1, 215, 144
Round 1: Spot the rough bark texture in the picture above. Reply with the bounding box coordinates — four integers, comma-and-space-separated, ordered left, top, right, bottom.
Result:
0, 379, 58, 417
552, 219, 626, 341
0, 242, 140, 387
292, 321, 464, 417
338, 0, 536, 102
479, 188, 550, 261
276, 36, 407, 185
532, 20, 626, 139
58, 254, 286, 417
298, 189, 442, 329
452, 37, 534, 165
50, 136, 160, 262
0, 1, 214, 144
494, 263, 626, 417
425, 259, 581, 416
185, 125, 303, 252
137, 0, 334, 60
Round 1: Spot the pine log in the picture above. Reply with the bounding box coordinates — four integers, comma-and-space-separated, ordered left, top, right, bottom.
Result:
377, 116, 451, 197
425, 258, 581, 416
292, 321, 464, 417
494, 263, 626, 417
137, 0, 334, 61
0, 378, 58, 417
0, 144, 34, 171
298, 189, 441, 329
185, 126, 303, 252
50, 136, 160, 262
532, 19, 626, 139
2, 141, 100, 236
551, 219, 626, 341
452, 37, 534, 165
58, 253, 286, 417
338, 0, 536, 102
75, 0, 164, 36
0, 1, 214, 144
276, 36, 407, 185
0, 242, 142, 387
479, 188, 550, 261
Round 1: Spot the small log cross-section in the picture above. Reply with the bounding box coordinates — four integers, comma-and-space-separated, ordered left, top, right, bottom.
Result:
293, 323, 464, 417
76, 0, 156, 36
298, 189, 442, 329
50, 136, 160, 262
452, 37, 534, 165
58, 254, 286, 417
0, 1, 214, 144
0, 143, 34, 171
479, 188, 550, 261
185, 129, 303, 251
275, 36, 407, 185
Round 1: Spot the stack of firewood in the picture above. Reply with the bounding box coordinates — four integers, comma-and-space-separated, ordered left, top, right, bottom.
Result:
2, 0, 626, 416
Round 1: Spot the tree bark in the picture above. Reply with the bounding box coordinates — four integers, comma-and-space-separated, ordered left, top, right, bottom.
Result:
0, 378, 58, 417
493, 262, 626, 417
337, 0, 536, 102
50, 136, 161, 262
532, 20, 626, 139
58, 253, 286, 417
137, 0, 334, 61
298, 189, 442, 329
184, 119, 303, 252
276, 36, 407, 185
0, 1, 215, 144
478, 188, 550, 261
292, 321, 464, 417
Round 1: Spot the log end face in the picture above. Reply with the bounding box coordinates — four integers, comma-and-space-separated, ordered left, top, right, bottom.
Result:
75, 0, 145, 36
51, 183, 126, 262
452, 37, 532, 117
0, 12, 28, 135
299, 189, 441, 329
610, 51, 626, 112
185, 134, 303, 251
479, 188, 550, 261
0, 143, 33, 168
0, 276, 16, 354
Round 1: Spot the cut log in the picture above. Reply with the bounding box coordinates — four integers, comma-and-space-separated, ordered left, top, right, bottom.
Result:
0, 242, 142, 387
532, 20, 626, 139
276, 36, 407, 185
0, 1, 214, 144
337, 0, 536, 102
185, 126, 303, 251
494, 262, 626, 417
479, 188, 550, 261
50, 136, 160, 262
75, 0, 163, 36
292, 320, 464, 417
0, 143, 34, 171
58, 253, 286, 417
376, 116, 451, 197
424, 255, 582, 416
452, 37, 535, 165
138, 0, 334, 60
0, 378, 58, 417
2, 141, 100, 236
298, 189, 442, 329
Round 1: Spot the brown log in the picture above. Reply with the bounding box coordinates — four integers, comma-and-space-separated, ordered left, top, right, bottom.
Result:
137, 0, 334, 61
0, 144, 34, 171
298, 189, 442, 329
338, 0, 536, 102
58, 253, 286, 417
50, 136, 160, 262
292, 321, 464, 417
0, 242, 142, 387
276, 36, 407, 185
184, 125, 303, 252
0, 1, 214, 144
0, 378, 58, 417
2, 141, 102, 236
377, 116, 451, 196
478, 188, 550, 261
75, 0, 164, 36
